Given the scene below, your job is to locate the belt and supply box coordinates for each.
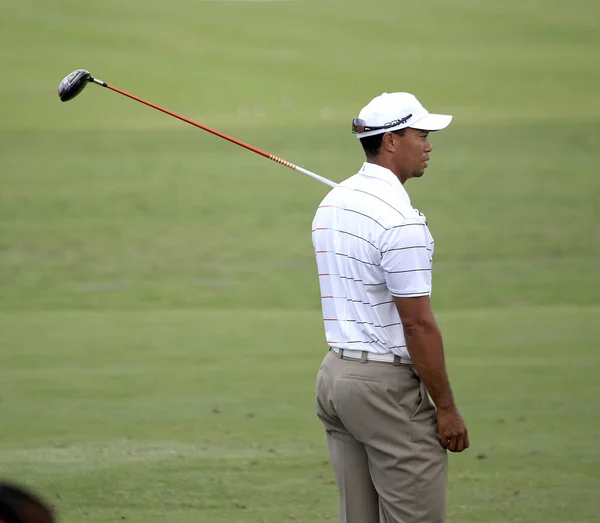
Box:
[330,346,412,365]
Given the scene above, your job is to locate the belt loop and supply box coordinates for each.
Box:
[333,348,342,359]
[393,355,402,366]
[360,351,368,364]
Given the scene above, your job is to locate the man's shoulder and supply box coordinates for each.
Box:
[331,175,422,227]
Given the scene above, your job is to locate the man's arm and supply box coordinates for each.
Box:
[379,219,469,452]
[394,295,470,453]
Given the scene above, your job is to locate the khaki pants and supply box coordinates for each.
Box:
[316,350,447,523]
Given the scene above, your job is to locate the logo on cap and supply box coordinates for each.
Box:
[384,114,412,127]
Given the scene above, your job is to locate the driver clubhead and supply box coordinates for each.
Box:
[58,69,91,102]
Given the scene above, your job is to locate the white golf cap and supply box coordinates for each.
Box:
[353,92,453,138]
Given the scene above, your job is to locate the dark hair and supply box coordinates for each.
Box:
[0,483,54,523]
[359,129,406,158]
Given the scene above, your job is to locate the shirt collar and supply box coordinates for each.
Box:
[357,162,411,205]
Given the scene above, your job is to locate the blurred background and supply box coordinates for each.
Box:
[1,0,599,522]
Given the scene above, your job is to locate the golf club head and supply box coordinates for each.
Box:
[58,69,91,102]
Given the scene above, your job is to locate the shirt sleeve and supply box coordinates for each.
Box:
[379,221,432,297]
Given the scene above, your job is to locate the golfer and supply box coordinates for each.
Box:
[312,92,469,523]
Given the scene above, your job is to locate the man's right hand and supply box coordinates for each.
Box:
[392,295,470,453]
[436,406,470,453]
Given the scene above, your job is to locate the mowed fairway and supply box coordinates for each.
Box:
[1,1,599,522]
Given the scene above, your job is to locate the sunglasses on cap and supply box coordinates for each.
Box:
[351,114,413,134]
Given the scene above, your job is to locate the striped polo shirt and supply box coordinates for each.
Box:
[312,162,435,361]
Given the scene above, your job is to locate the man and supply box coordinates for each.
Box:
[312,92,469,523]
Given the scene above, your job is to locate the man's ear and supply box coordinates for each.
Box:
[381,131,397,153]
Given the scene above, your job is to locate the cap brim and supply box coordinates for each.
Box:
[410,113,452,131]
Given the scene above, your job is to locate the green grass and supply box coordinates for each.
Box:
[1,0,600,521]
[1,307,599,522]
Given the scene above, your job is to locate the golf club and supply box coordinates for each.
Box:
[58,69,338,188]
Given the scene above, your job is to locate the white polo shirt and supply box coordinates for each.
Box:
[312,162,435,361]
